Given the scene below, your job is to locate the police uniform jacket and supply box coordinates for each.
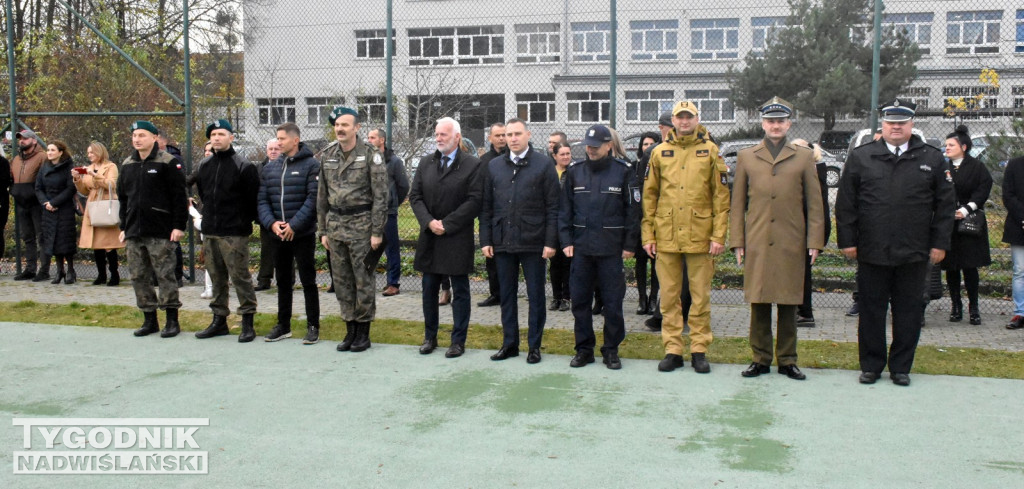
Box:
[1003,157,1024,246]
[558,155,640,256]
[940,154,992,270]
[316,138,389,242]
[117,144,188,240]
[641,125,730,253]
[835,136,955,266]
[257,143,320,238]
[195,146,259,237]
[480,144,560,254]
[729,140,825,304]
[408,148,483,276]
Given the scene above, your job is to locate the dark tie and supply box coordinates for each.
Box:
[440,156,450,172]
[513,156,521,164]
[894,147,901,158]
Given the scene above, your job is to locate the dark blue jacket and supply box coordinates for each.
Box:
[384,147,410,215]
[257,143,320,238]
[559,156,640,256]
[480,144,560,253]
[195,146,259,237]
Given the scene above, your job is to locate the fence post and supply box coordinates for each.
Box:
[609,0,617,129]
[6,0,22,274]
[868,0,884,132]
[386,0,394,144]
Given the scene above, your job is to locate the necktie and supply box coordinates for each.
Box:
[440,156,450,172]
[513,156,521,164]
[894,147,901,158]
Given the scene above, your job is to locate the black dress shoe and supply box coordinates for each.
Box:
[658,354,683,372]
[569,351,595,368]
[741,362,770,378]
[645,317,662,331]
[527,348,541,364]
[490,345,519,361]
[1007,315,1024,330]
[778,364,807,380]
[691,353,710,373]
[859,371,880,384]
[890,373,911,386]
[558,301,570,312]
[796,315,816,327]
[845,302,859,317]
[419,338,437,355]
[254,282,271,291]
[444,343,465,358]
[603,351,621,370]
[549,299,561,311]
[13,270,36,281]
[477,295,500,307]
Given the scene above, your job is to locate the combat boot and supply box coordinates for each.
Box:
[336,322,357,351]
[238,314,256,343]
[350,322,372,352]
[133,311,160,337]
[195,315,229,339]
[160,308,181,338]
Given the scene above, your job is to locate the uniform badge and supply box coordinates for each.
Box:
[661,150,674,157]
[373,153,383,165]
[644,164,651,180]
[696,149,709,157]
[608,186,621,192]
[356,156,366,162]
[631,186,641,203]
[944,169,953,182]
[720,172,728,186]
[919,165,930,172]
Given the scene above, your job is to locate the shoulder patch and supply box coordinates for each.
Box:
[661,150,674,157]
[720,172,728,186]
[373,153,383,165]
[631,186,641,203]
[696,149,710,157]
[944,169,953,182]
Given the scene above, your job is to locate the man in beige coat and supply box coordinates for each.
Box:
[730,97,824,380]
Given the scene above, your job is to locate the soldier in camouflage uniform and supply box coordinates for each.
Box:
[116,121,189,338]
[318,107,389,352]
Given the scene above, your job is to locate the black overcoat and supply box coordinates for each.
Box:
[1002,157,1024,246]
[408,148,483,275]
[942,155,992,269]
[35,158,78,256]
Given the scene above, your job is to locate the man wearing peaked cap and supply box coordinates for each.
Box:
[117,120,189,338]
[836,97,955,387]
[730,96,824,381]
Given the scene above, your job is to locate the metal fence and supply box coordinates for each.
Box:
[4,0,1024,314]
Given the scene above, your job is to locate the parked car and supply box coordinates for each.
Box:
[718,139,844,189]
[569,132,644,164]
[818,130,855,163]
[844,127,928,162]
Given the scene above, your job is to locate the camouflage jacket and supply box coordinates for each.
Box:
[316,137,388,241]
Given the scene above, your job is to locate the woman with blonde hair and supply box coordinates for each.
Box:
[73,141,125,285]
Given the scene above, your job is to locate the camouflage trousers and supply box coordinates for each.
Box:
[204,235,257,317]
[328,236,376,322]
[126,237,181,312]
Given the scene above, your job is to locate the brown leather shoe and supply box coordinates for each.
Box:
[382,285,400,296]
[438,289,452,305]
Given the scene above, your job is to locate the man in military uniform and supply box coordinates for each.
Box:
[318,107,389,353]
[836,99,955,386]
[559,124,640,370]
[642,101,730,374]
[193,119,261,343]
[730,97,824,381]
[116,121,188,338]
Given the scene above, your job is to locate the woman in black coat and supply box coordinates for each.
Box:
[35,140,79,284]
[941,126,992,325]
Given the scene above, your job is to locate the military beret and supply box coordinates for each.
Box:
[759,96,793,119]
[879,98,916,122]
[131,120,159,136]
[328,106,359,126]
[206,118,234,138]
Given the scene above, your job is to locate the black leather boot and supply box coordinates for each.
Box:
[65,256,76,284]
[350,322,371,352]
[161,308,181,338]
[195,315,229,339]
[949,299,963,322]
[238,314,256,343]
[92,250,107,285]
[50,257,66,284]
[336,322,357,351]
[106,250,120,286]
[636,293,648,316]
[133,311,160,337]
[969,302,981,325]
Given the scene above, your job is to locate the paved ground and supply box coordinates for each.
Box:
[2,273,1023,352]
[1,322,1023,488]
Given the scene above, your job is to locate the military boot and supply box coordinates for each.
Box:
[336,322,357,351]
[238,314,256,343]
[195,315,229,339]
[160,308,181,338]
[133,311,160,337]
[350,322,372,352]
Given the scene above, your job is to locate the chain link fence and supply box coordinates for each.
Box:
[4,0,1024,314]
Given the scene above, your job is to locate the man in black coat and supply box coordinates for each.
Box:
[408,117,484,358]
[836,99,955,386]
[475,122,508,307]
[1002,156,1024,330]
[481,118,560,365]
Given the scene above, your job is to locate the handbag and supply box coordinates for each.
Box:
[86,182,121,227]
[956,210,985,237]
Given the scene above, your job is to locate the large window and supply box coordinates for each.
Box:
[625,90,674,122]
[257,98,296,126]
[1013,86,1024,109]
[946,11,1002,55]
[571,22,611,62]
[1017,10,1024,53]
[357,96,388,123]
[567,91,610,122]
[515,23,560,63]
[885,13,932,55]
[306,97,345,126]
[751,17,787,56]
[684,90,734,122]
[899,87,930,110]
[690,18,739,59]
[630,20,678,60]
[516,93,556,123]
[355,29,395,59]
[408,25,504,66]
[943,86,999,119]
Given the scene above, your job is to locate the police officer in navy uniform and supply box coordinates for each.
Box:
[559,125,641,369]
[836,98,955,386]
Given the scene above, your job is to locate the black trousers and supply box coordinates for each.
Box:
[799,254,814,317]
[549,249,571,301]
[422,273,470,345]
[857,260,928,375]
[275,234,320,327]
[256,226,277,285]
[570,254,626,355]
[484,256,499,297]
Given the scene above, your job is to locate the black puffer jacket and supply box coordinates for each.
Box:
[257,143,320,238]
[117,145,188,240]
[480,144,560,253]
[195,146,259,237]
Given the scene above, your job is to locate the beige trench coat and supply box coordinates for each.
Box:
[75,161,125,250]
[729,142,824,304]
